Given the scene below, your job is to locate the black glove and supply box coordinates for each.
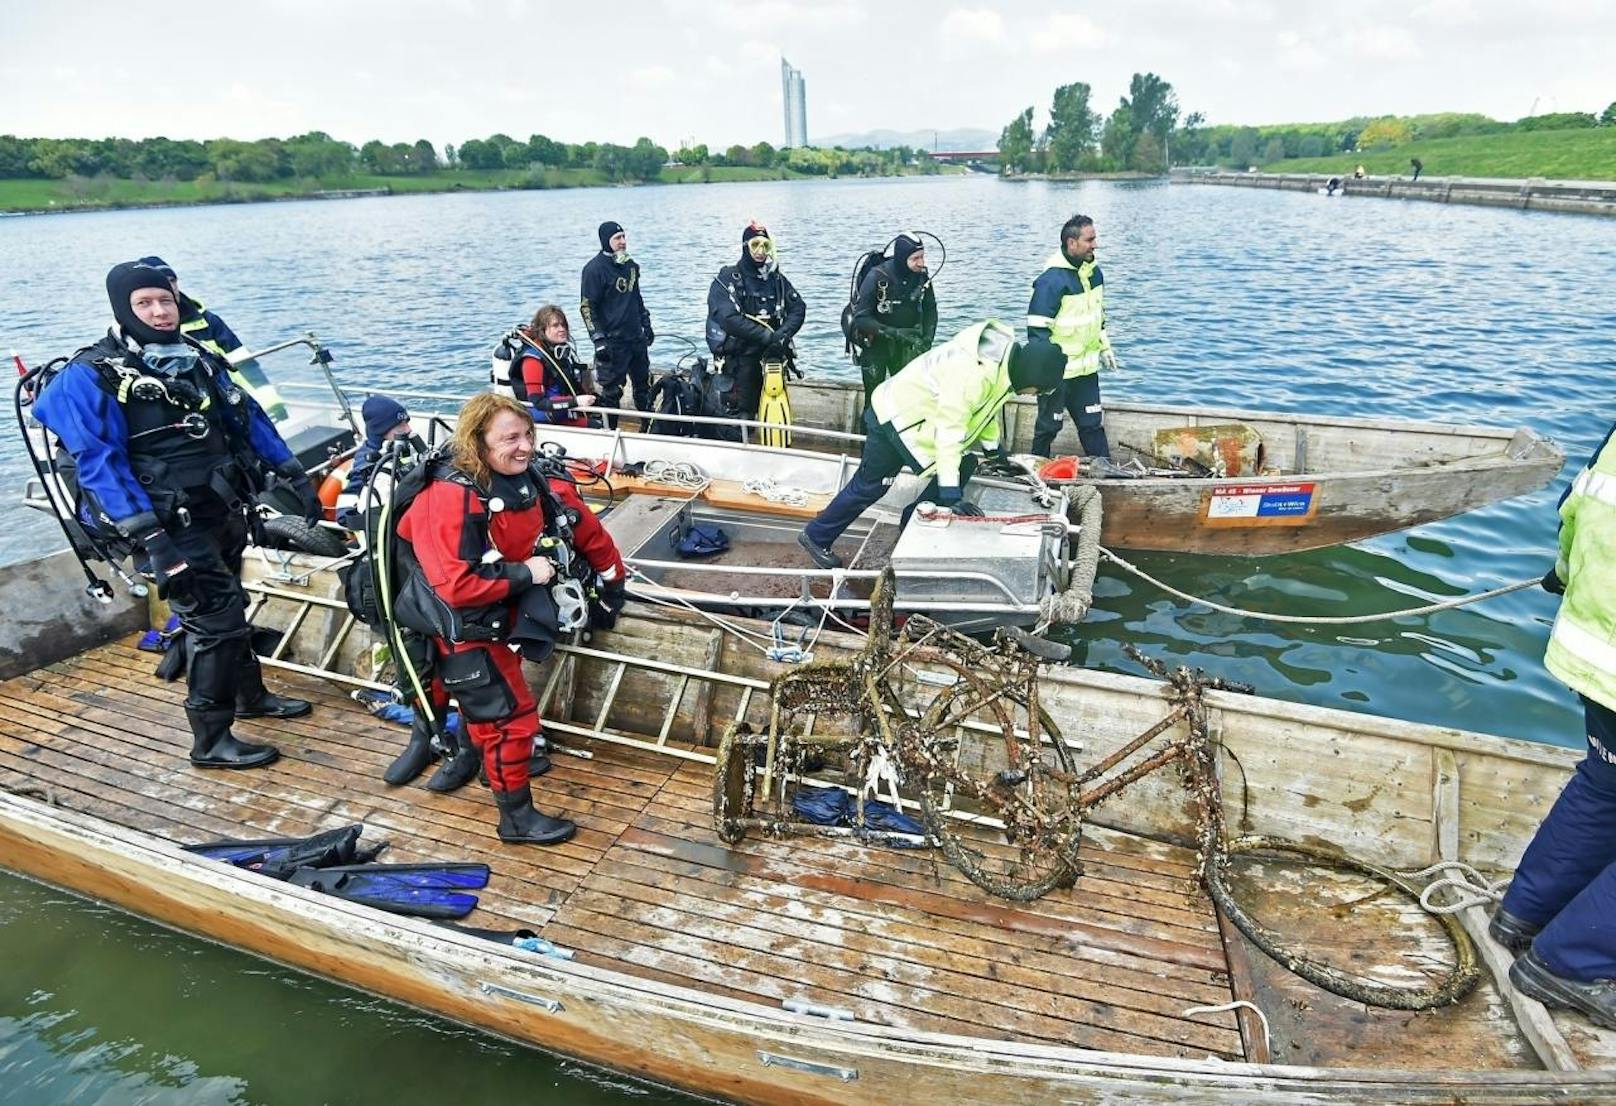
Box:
[1542,566,1567,596]
[589,577,627,631]
[950,499,985,517]
[140,528,192,601]
[591,336,611,368]
[291,475,322,526]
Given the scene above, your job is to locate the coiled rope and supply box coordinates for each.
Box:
[1100,547,1540,625]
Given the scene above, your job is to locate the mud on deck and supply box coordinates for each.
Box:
[6,637,1577,1072]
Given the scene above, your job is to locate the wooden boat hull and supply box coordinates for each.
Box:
[783,381,1565,556]
[1,548,1612,1101]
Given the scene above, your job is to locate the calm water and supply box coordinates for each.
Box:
[1,177,1613,1102]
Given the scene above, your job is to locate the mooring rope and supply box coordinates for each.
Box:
[1400,860,1511,915]
[1100,547,1540,625]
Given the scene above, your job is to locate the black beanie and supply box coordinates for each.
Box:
[1008,341,1066,394]
[741,220,769,245]
[361,394,410,443]
[598,221,624,251]
[891,232,923,269]
[106,261,179,347]
[136,255,177,282]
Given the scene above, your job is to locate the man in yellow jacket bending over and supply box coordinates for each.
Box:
[797,320,1065,569]
[1491,421,1616,1028]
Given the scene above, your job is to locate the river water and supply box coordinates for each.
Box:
[1,176,1613,1103]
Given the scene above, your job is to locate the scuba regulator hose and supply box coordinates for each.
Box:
[366,443,441,733]
[12,363,148,604]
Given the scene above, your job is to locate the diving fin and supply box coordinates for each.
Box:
[286,862,491,919]
[186,824,384,879]
[756,360,793,448]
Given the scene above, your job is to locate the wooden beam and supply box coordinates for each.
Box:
[1432,748,1579,1071]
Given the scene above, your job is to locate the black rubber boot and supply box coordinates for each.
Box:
[235,653,313,719]
[1489,906,1542,954]
[383,714,438,786]
[187,708,279,769]
[494,785,576,845]
[425,724,480,793]
[1510,948,1616,1029]
[797,531,843,570]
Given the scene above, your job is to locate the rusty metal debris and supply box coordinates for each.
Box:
[712,572,1480,1008]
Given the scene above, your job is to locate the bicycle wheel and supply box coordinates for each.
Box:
[906,654,1084,901]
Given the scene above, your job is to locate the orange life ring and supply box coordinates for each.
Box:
[318,462,350,522]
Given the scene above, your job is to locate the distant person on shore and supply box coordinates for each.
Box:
[1353,164,1366,179]
[580,221,653,426]
[705,220,805,422]
[136,256,290,422]
[797,321,1064,570]
[1410,157,1423,181]
[1489,420,1616,1029]
[1028,214,1117,460]
[1326,177,1342,196]
[848,232,938,398]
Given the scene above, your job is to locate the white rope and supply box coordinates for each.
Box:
[1182,1000,1272,1057]
[625,566,777,655]
[642,460,708,489]
[1400,861,1510,915]
[1100,547,1540,625]
[742,477,810,507]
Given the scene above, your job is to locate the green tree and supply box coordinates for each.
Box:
[750,140,777,167]
[1044,82,1099,171]
[1100,103,1136,169]
[1516,111,1598,131]
[630,137,667,180]
[456,138,500,169]
[284,132,355,177]
[1358,117,1413,148]
[1228,127,1259,168]
[526,134,564,166]
[1262,137,1286,163]
[1297,134,1326,158]
[677,142,708,165]
[998,106,1036,173]
[0,135,33,177]
[412,140,438,172]
[1603,102,1616,126]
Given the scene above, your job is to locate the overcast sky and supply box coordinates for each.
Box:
[4,0,1611,151]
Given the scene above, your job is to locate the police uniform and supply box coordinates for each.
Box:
[1027,245,1113,459]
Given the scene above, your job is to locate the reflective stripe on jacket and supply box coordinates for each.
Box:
[867,320,1015,492]
[1026,250,1110,379]
[1545,425,1616,711]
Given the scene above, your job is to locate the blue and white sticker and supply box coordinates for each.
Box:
[1204,482,1317,526]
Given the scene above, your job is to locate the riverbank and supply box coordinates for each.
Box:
[1174,168,1616,216]
[1262,125,1616,182]
[0,163,957,216]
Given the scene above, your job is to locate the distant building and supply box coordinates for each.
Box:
[781,58,808,148]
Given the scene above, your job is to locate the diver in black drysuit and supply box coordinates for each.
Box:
[33,262,319,769]
[849,232,937,396]
[705,221,805,421]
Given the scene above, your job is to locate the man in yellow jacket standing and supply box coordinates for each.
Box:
[1027,214,1117,459]
[1491,422,1616,1027]
[797,320,1064,569]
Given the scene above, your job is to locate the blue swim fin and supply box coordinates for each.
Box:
[286,862,490,919]
[186,824,382,878]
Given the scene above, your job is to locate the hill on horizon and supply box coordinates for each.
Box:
[812,127,998,152]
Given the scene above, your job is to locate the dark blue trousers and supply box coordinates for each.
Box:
[1031,372,1109,458]
[1500,696,1616,980]
[803,410,975,550]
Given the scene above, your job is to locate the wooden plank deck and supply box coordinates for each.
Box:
[0,637,1250,1060]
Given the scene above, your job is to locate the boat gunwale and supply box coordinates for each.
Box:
[3,787,1612,1097]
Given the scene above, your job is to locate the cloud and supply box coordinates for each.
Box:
[1344,26,1422,61]
[664,0,865,30]
[1410,0,1476,23]
[1274,30,1327,71]
[630,64,677,88]
[938,8,1007,44]
[1030,13,1108,52]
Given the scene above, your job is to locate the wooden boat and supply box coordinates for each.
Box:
[777,378,1565,556]
[2,545,1614,1103]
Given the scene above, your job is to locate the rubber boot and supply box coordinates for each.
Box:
[425,722,480,793]
[476,748,550,789]
[383,713,438,786]
[235,652,313,720]
[187,707,279,770]
[494,785,576,845]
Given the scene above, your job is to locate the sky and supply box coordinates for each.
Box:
[3,0,1611,151]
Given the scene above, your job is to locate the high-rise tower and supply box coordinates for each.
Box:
[780,58,808,148]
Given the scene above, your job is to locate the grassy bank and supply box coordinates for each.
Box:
[0,163,956,214]
[1266,126,1616,180]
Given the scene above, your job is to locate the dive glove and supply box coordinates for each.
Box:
[293,476,323,526]
[950,500,985,518]
[1542,566,1567,596]
[589,577,627,631]
[140,529,192,601]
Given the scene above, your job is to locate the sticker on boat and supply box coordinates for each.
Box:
[1201,482,1318,526]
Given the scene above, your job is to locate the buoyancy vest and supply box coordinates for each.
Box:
[1545,428,1616,712]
